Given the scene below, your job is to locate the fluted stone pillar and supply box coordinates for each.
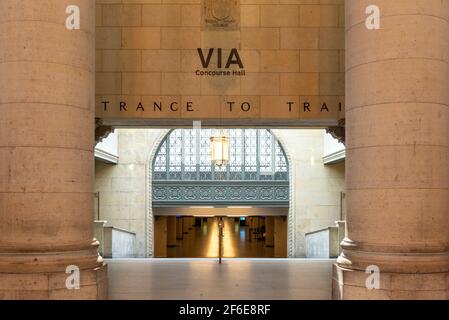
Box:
[334,0,449,299]
[0,0,107,299]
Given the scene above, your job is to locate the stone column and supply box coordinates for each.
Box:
[182,217,190,234]
[167,216,177,247]
[154,216,168,258]
[0,0,107,299]
[334,0,449,299]
[274,217,287,258]
[176,217,183,239]
[265,217,274,247]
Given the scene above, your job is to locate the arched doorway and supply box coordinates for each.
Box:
[146,128,294,258]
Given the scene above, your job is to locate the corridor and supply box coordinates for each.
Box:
[167,218,275,258]
[106,259,335,300]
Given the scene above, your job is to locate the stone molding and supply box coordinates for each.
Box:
[95,118,114,145]
[145,129,296,258]
[326,119,346,145]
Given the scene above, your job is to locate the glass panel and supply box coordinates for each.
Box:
[229,129,243,180]
[244,129,257,180]
[183,129,197,180]
[154,140,167,180]
[168,130,182,180]
[153,128,288,182]
[274,142,288,180]
[259,129,273,180]
[199,129,213,180]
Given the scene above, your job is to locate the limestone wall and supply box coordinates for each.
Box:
[95,0,345,125]
[95,128,345,257]
[273,129,345,256]
[95,129,165,256]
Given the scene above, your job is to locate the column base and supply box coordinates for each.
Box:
[333,264,449,300]
[0,264,108,300]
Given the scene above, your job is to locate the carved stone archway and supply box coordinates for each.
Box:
[143,128,298,258]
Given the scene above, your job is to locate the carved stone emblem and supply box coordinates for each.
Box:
[202,0,240,30]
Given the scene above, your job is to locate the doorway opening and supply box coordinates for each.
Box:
[151,128,291,259]
[154,215,288,258]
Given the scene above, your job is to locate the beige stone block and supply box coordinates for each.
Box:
[0,148,93,193]
[0,193,94,247]
[181,50,204,72]
[299,50,319,72]
[320,5,340,27]
[300,50,340,72]
[96,73,122,95]
[0,273,49,291]
[102,4,142,26]
[142,50,181,72]
[347,147,449,190]
[181,5,201,27]
[0,21,94,71]
[345,0,449,28]
[302,95,341,119]
[239,50,260,72]
[346,59,449,110]
[97,0,121,4]
[241,5,260,27]
[320,73,344,95]
[96,95,146,119]
[260,5,300,27]
[320,50,340,72]
[102,50,141,72]
[96,4,103,27]
[180,96,221,119]
[136,95,182,119]
[346,103,449,148]
[96,27,122,49]
[0,104,92,149]
[241,28,279,50]
[161,27,200,49]
[162,73,201,95]
[200,77,241,96]
[346,15,449,70]
[299,95,336,120]
[339,50,345,73]
[300,5,321,27]
[320,28,344,50]
[0,0,95,29]
[345,189,449,251]
[300,5,340,27]
[122,73,161,95]
[280,73,319,95]
[122,27,161,49]
[261,50,299,72]
[260,96,300,119]
[338,94,345,118]
[142,4,181,26]
[96,50,103,72]
[280,28,319,50]
[201,31,241,49]
[241,73,279,95]
[221,96,261,119]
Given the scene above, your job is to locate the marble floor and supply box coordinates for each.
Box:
[106,258,335,300]
[167,218,275,258]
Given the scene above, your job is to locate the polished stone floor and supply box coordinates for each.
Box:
[106,259,335,300]
[167,218,275,258]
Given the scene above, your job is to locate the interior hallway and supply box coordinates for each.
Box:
[106,259,334,300]
[167,218,275,258]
